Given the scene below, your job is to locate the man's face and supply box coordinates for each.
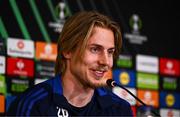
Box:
[68,27,115,88]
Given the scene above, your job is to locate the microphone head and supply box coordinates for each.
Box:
[106,79,115,87]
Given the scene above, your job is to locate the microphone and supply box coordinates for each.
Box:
[106,79,160,116]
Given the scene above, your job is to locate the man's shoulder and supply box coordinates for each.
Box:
[97,87,129,105]
[7,78,56,116]
[107,88,130,105]
[95,88,133,116]
[23,78,55,96]
[13,79,53,104]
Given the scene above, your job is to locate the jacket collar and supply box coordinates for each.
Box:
[96,88,113,109]
[48,75,113,109]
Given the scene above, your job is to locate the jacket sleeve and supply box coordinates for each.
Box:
[6,97,19,116]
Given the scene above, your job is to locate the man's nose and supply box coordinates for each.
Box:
[98,52,110,66]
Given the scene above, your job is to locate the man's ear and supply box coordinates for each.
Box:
[62,51,72,59]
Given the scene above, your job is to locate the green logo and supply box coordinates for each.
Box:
[11,79,29,93]
[116,55,132,68]
[163,77,177,90]
[137,72,159,90]
[0,75,6,95]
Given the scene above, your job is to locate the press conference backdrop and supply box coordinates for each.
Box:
[0,0,180,116]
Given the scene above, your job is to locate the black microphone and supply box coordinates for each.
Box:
[106,79,160,116]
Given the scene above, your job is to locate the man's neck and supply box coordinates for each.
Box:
[61,75,94,107]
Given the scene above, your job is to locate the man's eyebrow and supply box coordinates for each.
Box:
[88,44,102,47]
[108,48,115,50]
[88,44,115,50]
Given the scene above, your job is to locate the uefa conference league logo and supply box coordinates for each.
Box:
[130,14,142,35]
[124,14,148,45]
[49,2,71,33]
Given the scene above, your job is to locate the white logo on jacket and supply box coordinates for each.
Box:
[57,106,69,117]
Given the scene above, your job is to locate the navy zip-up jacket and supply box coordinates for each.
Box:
[7,75,133,116]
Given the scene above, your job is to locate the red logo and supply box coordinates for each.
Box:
[16,60,25,70]
[160,58,180,76]
[17,40,24,49]
[131,106,136,117]
[7,57,34,78]
[167,110,173,117]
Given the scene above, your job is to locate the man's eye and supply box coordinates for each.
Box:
[90,47,100,53]
[108,50,115,55]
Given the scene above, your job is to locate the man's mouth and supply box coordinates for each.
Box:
[90,68,107,79]
[90,66,109,79]
[94,70,105,78]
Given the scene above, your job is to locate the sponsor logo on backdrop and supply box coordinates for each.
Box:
[120,72,130,85]
[49,2,71,33]
[113,69,136,87]
[137,72,159,90]
[160,91,180,109]
[166,94,175,107]
[7,38,34,58]
[17,60,25,70]
[131,106,136,117]
[36,60,55,78]
[160,108,180,117]
[124,14,148,44]
[160,58,180,76]
[136,54,158,73]
[0,75,6,95]
[113,87,136,105]
[137,90,159,107]
[0,38,5,55]
[0,95,5,113]
[116,55,133,68]
[0,56,5,74]
[36,41,57,61]
[10,78,29,93]
[7,57,34,77]
[163,77,177,90]
[17,40,24,49]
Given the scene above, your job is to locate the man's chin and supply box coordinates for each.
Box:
[88,81,107,88]
[87,76,108,88]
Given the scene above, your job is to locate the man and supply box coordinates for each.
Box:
[7,11,133,116]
